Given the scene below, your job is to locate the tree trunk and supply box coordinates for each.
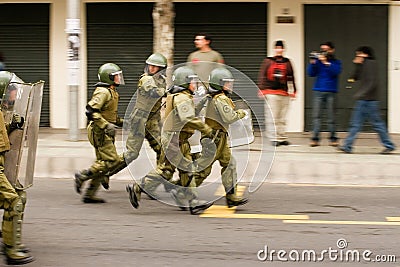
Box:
[153,0,175,67]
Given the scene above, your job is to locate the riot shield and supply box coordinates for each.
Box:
[2,80,44,189]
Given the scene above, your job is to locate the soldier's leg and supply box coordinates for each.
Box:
[145,115,162,164]
[0,165,34,264]
[81,136,119,203]
[219,138,248,208]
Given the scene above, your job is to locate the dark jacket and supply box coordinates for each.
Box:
[351,58,379,101]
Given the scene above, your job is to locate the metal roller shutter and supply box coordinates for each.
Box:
[86,2,153,118]
[304,4,388,132]
[175,2,268,130]
[0,3,50,126]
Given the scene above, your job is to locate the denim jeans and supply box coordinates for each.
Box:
[342,100,395,152]
[311,91,337,142]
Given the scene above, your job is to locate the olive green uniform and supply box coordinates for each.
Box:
[107,73,165,177]
[139,90,213,202]
[0,111,33,263]
[81,85,123,199]
[196,92,246,204]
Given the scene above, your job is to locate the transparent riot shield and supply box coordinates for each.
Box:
[2,80,44,189]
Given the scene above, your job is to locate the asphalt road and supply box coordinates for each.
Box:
[3,178,399,267]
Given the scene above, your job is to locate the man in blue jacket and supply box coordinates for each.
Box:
[307,41,342,147]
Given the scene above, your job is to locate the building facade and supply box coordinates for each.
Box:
[0,0,399,133]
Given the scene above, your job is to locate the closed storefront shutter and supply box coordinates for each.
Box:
[0,4,50,126]
[304,4,388,132]
[175,2,268,129]
[86,2,153,118]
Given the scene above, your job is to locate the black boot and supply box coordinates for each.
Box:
[189,199,214,215]
[126,183,141,209]
[101,176,110,190]
[4,245,34,265]
[226,194,249,208]
[82,196,106,203]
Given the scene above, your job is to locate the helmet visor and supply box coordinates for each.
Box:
[188,74,199,92]
[111,70,125,85]
[221,78,234,92]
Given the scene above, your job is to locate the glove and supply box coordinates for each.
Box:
[11,113,24,129]
[242,110,249,120]
[196,85,206,96]
[104,123,116,137]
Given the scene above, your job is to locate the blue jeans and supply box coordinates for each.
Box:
[343,100,395,151]
[311,91,337,141]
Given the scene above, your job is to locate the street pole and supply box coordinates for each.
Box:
[66,0,80,141]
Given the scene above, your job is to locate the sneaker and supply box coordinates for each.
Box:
[279,141,291,146]
[381,147,395,155]
[82,196,106,203]
[337,146,352,154]
[310,141,320,147]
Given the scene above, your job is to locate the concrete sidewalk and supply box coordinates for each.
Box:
[35,128,400,186]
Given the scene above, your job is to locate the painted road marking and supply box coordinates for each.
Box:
[283,220,400,226]
[200,205,309,220]
[386,217,400,222]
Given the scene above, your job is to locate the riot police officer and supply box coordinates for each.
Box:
[0,71,34,265]
[74,63,125,203]
[104,53,167,191]
[195,67,249,207]
[126,66,215,215]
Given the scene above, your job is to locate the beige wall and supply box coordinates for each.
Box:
[389,3,400,133]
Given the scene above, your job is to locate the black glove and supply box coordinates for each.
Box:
[11,114,24,129]
[104,123,116,137]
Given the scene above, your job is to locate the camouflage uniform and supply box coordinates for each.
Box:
[127,66,215,215]
[75,63,124,203]
[196,67,249,207]
[0,71,34,265]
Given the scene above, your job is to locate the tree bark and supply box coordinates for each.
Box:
[153,0,175,67]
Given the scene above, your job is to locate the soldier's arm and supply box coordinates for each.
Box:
[175,95,212,136]
[140,76,166,98]
[214,95,246,125]
[86,87,111,129]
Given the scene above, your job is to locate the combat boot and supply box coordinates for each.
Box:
[226,194,249,208]
[2,243,30,254]
[101,176,110,190]
[126,183,141,209]
[188,199,214,215]
[170,189,188,211]
[74,169,95,194]
[4,245,34,265]
[82,179,105,203]
[82,196,106,203]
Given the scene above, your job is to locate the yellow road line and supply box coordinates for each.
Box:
[386,217,400,222]
[287,183,400,188]
[201,213,309,219]
[283,219,400,226]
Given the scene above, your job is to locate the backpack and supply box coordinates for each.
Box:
[266,57,289,89]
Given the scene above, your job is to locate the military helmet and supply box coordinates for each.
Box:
[209,67,234,92]
[172,66,198,90]
[98,63,125,85]
[146,53,167,68]
[0,71,13,96]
